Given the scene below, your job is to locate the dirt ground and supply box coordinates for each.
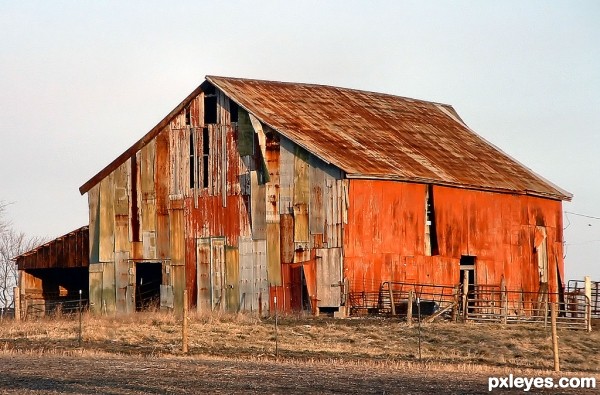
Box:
[0,314,598,394]
[0,352,596,395]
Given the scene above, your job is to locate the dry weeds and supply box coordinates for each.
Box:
[1,313,599,394]
[0,311,598,374]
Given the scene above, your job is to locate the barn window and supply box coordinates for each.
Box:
[202,127,210,188]
[204,95,217,124]
[185,106,191,126]
[229,100,239,123]
[425,184,439,255]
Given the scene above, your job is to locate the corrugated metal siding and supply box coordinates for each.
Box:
[344,179,564,295]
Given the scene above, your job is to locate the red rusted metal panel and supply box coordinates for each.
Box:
[344,179,565,297]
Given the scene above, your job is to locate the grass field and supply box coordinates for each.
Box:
[0,312,598,373]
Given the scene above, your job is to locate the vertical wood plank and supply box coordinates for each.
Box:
[99,173,115,264]
[155,130,171,259]
[225,246,240,312]
[88,185,100,264]
[196,238,211,311]
[251,171,266,239]
[169,200,185,312]
[279,137,294,215]
[267,223,282,286]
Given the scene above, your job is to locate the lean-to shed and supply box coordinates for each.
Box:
[14,226,89,316]
[79,76,572,315]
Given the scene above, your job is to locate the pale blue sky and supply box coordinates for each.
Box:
[1,1,598,280]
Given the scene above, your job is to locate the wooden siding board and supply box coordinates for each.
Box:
[155,129,171,260]
[196,238,211,311]
[169,203,185,312]
[316,248,342,308]
[309,155,325,235]
[225,246,240,312]
[253,239,269,315]
[238,237,253,311]
[211,238,226,310]
[279,137,295,215]
[98,174,115,263]
[88,185,100,264]
[101,261,116,314]
[280,214,295,264]
[88,263,103,314]
[265,131,280,223]
[267,223,282,286]
[115,251,130,313]
[250,171,266,239]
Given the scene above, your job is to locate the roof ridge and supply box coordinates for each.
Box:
[206,75,453,108]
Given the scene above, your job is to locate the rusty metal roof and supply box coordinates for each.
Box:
[208,76,571,201]
[80,76,571,201]
[14,226,89,270]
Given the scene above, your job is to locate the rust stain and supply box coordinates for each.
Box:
[344,179,564,296]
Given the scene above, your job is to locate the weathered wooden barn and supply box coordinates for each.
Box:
[14,226,89,316]
[77,76,572,315]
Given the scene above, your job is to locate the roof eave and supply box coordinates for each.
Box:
[345,173,572,202]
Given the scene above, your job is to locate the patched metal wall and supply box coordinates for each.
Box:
[344,179,565,296]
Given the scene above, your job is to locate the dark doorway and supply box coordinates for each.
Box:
[290,266,311,312]
[135,262,162,311]
[459,255,476,314]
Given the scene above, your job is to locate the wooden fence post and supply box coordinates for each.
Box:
[584,276,592,332]
[500,279,507,325]
[451,286,459,322]
[551,302,560,372]
[182,290,189,354]
[388,283,396,316]
[462,271,469,321]
[13,287,20,322]
[407,290,414,326]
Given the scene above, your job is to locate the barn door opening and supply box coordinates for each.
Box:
[459,255,476,315]
[135,262,162,311]
[290,265,311,312]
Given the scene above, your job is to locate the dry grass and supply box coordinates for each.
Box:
[0,311,598,374]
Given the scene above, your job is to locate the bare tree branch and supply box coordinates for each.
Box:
[0,202,46,308]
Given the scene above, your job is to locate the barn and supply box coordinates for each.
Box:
[73,76,571,316]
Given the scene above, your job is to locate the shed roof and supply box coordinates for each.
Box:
[80,76,571,201]
[14,226,89,270]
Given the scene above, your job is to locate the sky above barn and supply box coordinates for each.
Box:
[1,1,598,280]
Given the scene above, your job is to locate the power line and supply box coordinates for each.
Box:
[564,211,600,220]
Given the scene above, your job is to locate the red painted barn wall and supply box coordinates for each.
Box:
[344,180,564,294]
